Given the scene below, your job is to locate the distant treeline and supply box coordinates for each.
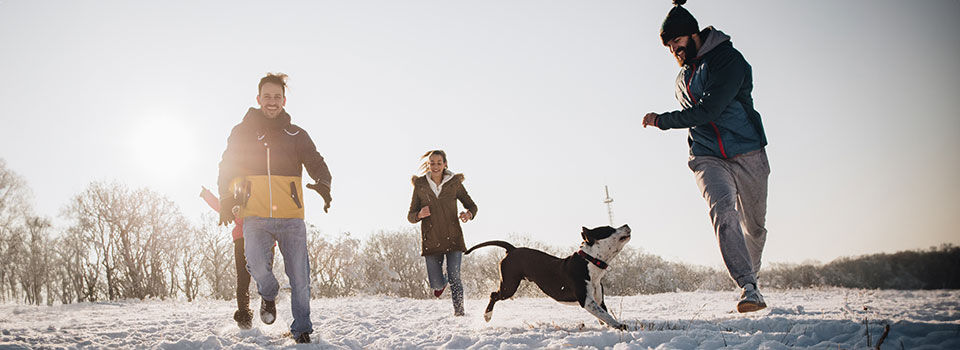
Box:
[762,245,960,290]
[1,159,958,306]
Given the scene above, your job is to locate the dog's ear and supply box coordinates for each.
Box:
[581,227,595,246]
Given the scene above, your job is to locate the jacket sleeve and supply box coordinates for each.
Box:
[296,128,332,188]
[457,184,478,220]
[200,187,220,212]
[407,183,422,224]
[658,49,747,130]
[217,124,244,199]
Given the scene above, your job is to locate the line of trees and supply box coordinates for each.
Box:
[761,245,960,290]
[1,159,958,306]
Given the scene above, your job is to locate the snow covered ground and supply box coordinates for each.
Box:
[1,288,958,349]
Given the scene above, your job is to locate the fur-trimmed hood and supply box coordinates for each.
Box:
[411,170,465,186]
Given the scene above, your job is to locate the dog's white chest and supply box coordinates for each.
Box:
[588,280,604,304]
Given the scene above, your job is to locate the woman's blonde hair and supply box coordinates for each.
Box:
[418,150,447,175]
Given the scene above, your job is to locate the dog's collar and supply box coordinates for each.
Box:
[577,250,608,269]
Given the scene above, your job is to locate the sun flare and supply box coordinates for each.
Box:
[128,116,196,182]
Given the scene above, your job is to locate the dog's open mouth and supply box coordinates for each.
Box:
[619,234,631,241]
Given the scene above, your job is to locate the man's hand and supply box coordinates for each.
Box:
[218,197,236,226]
[459,211,472,223]
[306,182,332,213]
[642,112,659,128]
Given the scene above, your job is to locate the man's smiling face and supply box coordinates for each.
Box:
[257,82,285,119]
[667,34,698,67]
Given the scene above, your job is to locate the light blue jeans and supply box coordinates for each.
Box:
[244,217,312,336]
[425,251,464,314]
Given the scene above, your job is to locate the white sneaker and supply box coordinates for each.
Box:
[737,283,767,313]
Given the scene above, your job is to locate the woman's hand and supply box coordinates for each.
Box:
[418,206,431,219]
[459,211,473,223]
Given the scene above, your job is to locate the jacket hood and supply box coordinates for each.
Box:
[241,107,292,131]
[411,171,464,185]
[696,26,731,59]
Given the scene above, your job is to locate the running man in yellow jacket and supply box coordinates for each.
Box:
[217,73,331,344]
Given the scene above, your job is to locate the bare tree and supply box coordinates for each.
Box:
[307,227,362,298]
[54,226,101,302]
[2,226,25,301]
[64,182,122,300]
[63,182,189,301]
[175,225,203,302]
[362,229,427,298]
[19,217,52,305]
[198,212,235,300]
[139,193,187,300]
[0,159,33,302]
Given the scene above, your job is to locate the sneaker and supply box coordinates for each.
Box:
[434,286,445,298]
[260,299,277,325]
[737,283,767,313]
[294,332,311,344]
[233,309,253,329]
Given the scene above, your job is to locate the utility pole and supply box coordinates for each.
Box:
[603,185,614,226]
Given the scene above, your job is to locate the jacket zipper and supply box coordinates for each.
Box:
[685,64,728,159]
[265,142,273,218]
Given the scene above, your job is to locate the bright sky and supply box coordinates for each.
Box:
[1,0,958,268]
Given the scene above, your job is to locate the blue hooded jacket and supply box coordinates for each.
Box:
[657,27,767,158]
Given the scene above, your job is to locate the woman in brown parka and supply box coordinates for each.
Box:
[407,150,477,316]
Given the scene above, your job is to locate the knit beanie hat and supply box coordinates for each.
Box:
[660,0,699,45]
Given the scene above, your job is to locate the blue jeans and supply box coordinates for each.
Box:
[425,251,464,313]
[244,217,312,336]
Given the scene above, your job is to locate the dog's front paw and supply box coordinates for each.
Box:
[483,311,492,322]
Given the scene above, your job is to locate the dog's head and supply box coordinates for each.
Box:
[581,224,631,259]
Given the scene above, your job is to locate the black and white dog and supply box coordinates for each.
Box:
[465,224,631,330]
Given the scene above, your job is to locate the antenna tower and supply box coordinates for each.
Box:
[603,185,614,226]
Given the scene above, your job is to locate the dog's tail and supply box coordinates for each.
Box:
[465,240,516,255]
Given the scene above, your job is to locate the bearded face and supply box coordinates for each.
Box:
[667,35,699,67]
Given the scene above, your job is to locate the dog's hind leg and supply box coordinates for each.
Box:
[484,292,499,322]
[484,266,522,322]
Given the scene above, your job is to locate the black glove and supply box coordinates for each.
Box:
[218,197,236,226]
[305,182,332,213]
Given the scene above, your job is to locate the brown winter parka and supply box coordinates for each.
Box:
[407,172,478,256]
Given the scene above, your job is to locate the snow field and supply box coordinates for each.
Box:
[1,288,958,349]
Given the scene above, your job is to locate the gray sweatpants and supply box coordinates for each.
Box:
[688,148,769,288]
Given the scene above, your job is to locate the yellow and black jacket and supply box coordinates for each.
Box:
[218,108,331,219]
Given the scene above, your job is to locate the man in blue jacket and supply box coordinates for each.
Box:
[642,0,769,313]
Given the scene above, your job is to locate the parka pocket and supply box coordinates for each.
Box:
[289,182,302,209]
[240,181,252,208]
